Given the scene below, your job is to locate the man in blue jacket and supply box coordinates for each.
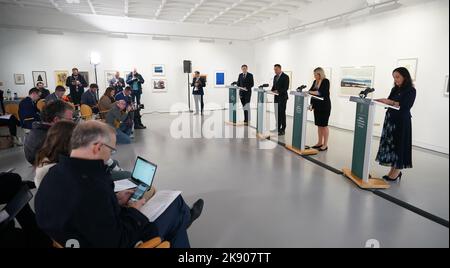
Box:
[126,68,145,106]
[18,88,41,130]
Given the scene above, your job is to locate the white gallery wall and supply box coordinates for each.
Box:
[0,0,448,153]
[0,30,253,113]
[253,0,449,153]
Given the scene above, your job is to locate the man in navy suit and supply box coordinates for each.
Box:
[18,88,41,130]
[237,65,254,125]
[271,64,290,136]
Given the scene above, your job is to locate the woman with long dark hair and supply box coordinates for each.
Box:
[376,67,417,181]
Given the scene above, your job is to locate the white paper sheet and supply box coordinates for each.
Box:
[114,179,136,192]
[0,114,12,120]
[139,190,182,222]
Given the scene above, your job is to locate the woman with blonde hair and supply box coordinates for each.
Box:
[308,67,332,151]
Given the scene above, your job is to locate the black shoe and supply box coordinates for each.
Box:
[385,172,403,182]
[134,125,145,130]
[319,147,328,152]
[187,199,204,229]
[312,145,323,149]
[278,131,285,136]
[305,146,311,150]
[139,124,147,129]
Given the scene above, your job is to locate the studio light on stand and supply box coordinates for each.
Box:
[90,52,101,99]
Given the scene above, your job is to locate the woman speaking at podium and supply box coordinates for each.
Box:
[308,67,331,152]
[376,67,417,182]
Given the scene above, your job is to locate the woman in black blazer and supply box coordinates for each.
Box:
[308,67,332,152]
[375,67,416,182]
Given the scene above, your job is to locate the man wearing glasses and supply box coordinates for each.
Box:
[35,121,202,248]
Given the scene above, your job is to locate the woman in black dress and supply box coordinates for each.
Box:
[376,67,416,181]
[308,67,332,152]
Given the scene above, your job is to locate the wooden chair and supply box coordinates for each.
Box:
[36,99,46,112]
[80,104,94,120]
[4,104,19,120]
[52,237,170,248]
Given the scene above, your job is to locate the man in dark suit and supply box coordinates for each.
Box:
[66,68,88,106]
[109,72,125,94]
[18,88,41,130]
[192,71,206,115]
[271,64,290,136]
[237,65,254,125]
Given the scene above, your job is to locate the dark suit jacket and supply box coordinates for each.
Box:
[272,72,290,100]
[35,156,158,248]
[309,79,331,111]
[237,73,254,97]
[66,75,88,96]
[192,77,206,96]
[18,97,40,129]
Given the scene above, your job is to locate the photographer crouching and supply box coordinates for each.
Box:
[115,86,147,130]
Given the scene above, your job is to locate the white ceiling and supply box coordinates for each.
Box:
[0,0,317,26]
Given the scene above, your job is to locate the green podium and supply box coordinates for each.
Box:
[225,85,247,126]
[286,91,323,156]
[254,86,278,140]
[343,96,399,189]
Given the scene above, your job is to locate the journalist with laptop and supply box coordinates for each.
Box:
[35,121,204,248]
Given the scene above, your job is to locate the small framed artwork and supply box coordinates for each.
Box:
[215,71,226,87]
[152,65,165,76]
[445,75,449,97]
[104,71,116,89]
[14,74,25,85]
[54,70,69,87]
[32,71,47,87]
[285,71,293,90]
[0,81,4,87]
[79,71,90,85]
[340,66,376,96]
[397,58,418,81]
[152,79,167,93]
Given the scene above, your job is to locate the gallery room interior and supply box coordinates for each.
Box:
[0,0,448,249]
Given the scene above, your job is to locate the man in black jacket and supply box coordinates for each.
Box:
[237,65,254,125]
[35,121,202,248]
[66,68,88,106]
[271,64,290,136]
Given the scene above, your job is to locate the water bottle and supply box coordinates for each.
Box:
[6,89,11,100]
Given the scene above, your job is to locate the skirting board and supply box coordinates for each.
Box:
[342,168,390,189]
[286,145,319,156]
[225,121,247,127]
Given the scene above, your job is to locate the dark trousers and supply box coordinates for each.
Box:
[240,92,252,123]
[132,91,142,106]
[274,96,287,132]
[70,90,83,105]
[0,173,51,248]
[153,195,191,248]
[0,115,20,136]
[134,109,144,127]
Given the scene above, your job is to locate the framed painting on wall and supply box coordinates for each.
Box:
[152,79,167,93]
[54,71,69,87]
[14,74,25,85]
[340,66,375,96]
[397,58,418,81]
[104,71,116,89]
[32,71,47,87]
[285,71,293,90]
[445,75,449,97]
[152,65,165,76]
[215,71,226,87]
[79,71,90,85]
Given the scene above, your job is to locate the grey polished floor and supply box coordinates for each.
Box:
[0,112,448,248]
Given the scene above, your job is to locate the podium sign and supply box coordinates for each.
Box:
[292,94,306,150]
[257,89,265,135]
[343,96,390,189]
[351,98,374,180]
[229,87,237,124]
[285,91,320,156]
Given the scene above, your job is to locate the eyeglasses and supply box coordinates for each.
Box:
[101,143,117,155]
